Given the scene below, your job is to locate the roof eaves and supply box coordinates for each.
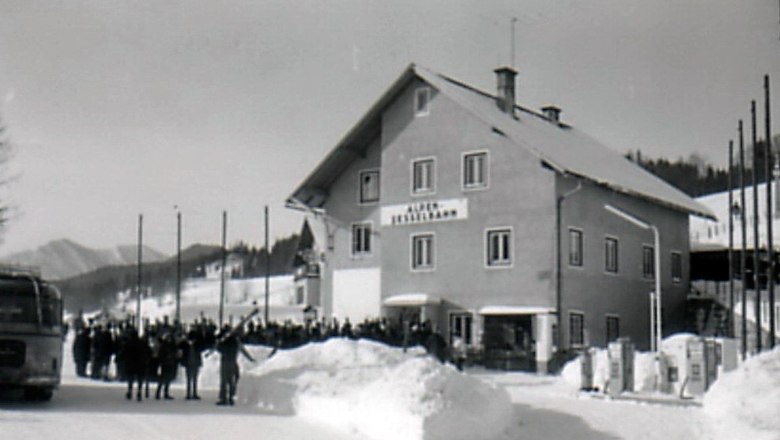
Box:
[287,64,419,208]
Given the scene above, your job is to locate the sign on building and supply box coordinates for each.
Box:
[381,198,468,226]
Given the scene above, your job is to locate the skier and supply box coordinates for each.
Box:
[216,325,255,406]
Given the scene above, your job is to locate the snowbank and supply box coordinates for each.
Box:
[703,347,780,440]
[559,346,657,393]
[229,339,516,440]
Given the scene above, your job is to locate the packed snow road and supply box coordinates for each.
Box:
[0,380,365,440]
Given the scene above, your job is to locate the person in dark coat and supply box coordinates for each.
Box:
[179,330,204,400]
[73,326,91,377]
[122,327,150,401]
[216,325,255,406]
[155,332,179,400]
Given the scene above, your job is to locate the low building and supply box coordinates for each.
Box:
[287,64,713,371]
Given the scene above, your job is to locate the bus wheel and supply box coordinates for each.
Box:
[24,387,53,402]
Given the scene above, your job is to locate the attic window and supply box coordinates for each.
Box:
[414,87,430,117]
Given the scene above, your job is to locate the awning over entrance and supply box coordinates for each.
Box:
[478,306,555,315]
[383,293,440,307]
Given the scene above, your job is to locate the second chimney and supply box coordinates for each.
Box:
[494,66,517,116]
[541,106,561,123]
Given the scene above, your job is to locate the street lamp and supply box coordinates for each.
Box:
[604,204,662,354]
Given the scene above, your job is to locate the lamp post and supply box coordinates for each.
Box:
[605,204,662,354]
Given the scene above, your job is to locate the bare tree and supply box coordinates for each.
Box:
[0,113,14,235]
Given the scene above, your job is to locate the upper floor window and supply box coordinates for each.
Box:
[569,228,583,267]
[411,233,434,271]
[414,86,430,117]
[605,237,618,273]
[351,222,372,256]
[671,251,682,282]
[642,245,655,279]
[463,151,488,189]
[486,228,512,267]
[412,158,435,194]
[359,170,380,204]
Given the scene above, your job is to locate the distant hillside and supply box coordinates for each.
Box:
[0,239,168,280]
[55,235,301,314]
[626,134,780,197]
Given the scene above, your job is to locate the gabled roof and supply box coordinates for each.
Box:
[287,64,714,220]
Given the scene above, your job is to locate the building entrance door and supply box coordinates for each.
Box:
[482,315,536,371]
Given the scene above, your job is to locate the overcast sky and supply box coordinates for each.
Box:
[0,0,778,256]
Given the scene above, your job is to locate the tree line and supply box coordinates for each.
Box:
[626,134,780,197]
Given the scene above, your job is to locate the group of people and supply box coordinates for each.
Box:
[71,313,255,405]
[70,311,462,406]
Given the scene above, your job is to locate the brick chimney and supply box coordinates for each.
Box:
[541,106,561,123]
[494,66,517,115]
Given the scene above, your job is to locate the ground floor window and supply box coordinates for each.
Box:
[449,312,472,345]
[569,312,584,347]
[606,315,620,343]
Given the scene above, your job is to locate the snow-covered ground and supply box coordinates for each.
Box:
[3,276,779,440]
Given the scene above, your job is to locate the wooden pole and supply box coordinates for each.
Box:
[265,205,270,325]
[175,210,182,325]
[136,214,143,330]
[740,120,748,359]
[766,74,776,349]
[219,210,227,328]
[752,100,762,353]
[729,140,735,337]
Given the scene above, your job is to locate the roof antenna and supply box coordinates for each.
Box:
[510,17,518,68]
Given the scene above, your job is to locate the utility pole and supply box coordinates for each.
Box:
[175,210,182,325]
[136,214,143,329]
[219,210,227,328]
[752,100,762,353]
[766,74,776,349]
[729,140,735,338]
[740,120,748,360]
[510,17,518,69]
[265,205,270,325]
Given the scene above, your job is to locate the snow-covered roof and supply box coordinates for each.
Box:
[478,305,555,315]
[288,63,713,220]
[383,293,440,307]
[690,180,780,251]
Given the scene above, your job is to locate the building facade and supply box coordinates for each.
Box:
[287,64,713,371]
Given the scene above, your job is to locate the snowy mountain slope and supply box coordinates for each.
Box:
[0,238,168,280]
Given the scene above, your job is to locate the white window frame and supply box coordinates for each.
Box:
[414,86,430,117]
[485,227,513,268]
[462,150,489,191]
[411,157,436,195]
[642,244,655,279]
[670,251,682,283]
[350,222,373,257]
[448,311,473,345]
[605,235,619,274]
[411,232,435,272]
[568,228,583,267]
[358,168,380,205]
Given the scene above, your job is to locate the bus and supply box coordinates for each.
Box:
[0,266,64,401]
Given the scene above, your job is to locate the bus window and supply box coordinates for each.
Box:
[0,291,37,323]
[40,286,62,327]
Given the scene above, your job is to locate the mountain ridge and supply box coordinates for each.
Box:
[0,238,168,280]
